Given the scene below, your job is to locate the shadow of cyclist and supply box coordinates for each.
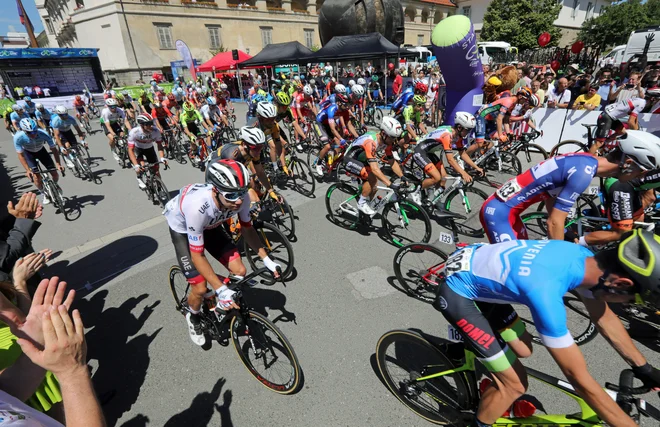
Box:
[164,377,234,427]
[243,286,297,324]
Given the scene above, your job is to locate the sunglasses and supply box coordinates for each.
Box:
[220,190,247,202]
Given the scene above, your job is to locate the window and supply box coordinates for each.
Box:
[585,2,593,19]
[44,18,55,34]
[154,23,174,49]
[417,34,424,46]
[260,27,273,47]
[462,6,471,18]
[304,29,314,49]
[571,0,579,18]
[207,26,222,49]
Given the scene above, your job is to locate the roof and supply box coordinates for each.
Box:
[420,0,457,8]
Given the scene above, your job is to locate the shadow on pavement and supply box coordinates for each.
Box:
[164,378,234,427]
[244,286,297,325]
[74,291,161,427]
[45,234,159,294]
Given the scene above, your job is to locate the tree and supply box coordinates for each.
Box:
[481,0,562,50]
[209,45,228,57]
[578,0,657,50]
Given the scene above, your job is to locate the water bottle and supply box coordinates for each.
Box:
[327,150,335,166]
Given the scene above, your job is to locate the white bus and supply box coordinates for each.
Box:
[477,42,518,65]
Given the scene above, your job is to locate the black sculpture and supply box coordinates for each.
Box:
[318,0,405,46]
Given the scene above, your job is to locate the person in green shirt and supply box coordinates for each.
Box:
[181,102,213,163]
[400,95,427,140]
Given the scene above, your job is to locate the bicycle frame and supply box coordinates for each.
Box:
[336,185,400,219]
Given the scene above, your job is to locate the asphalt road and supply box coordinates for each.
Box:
[1,104,659,427]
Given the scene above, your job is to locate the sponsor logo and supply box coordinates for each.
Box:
[188,226,195,232]
[198,201,211,215]
[485,207,496,215]
[611,191,632,221]
[518,240,550,276]
[455,318,496,349]
[188,235,199,242]
[181,256,192,271]
[437,296,448,310]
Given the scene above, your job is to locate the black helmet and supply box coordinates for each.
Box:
[205,159,250,193]
[618,229,660,309]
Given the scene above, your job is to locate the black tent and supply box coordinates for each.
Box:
[239,41,313,67]
[306,32,400,62]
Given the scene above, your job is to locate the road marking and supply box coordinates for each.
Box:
[58,215,166,260]
[346,266,396,300]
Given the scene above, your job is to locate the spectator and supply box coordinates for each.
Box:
[573,85,601,111]
[42,87,51,97]
[531,79,545,106]
[392,69,403,97]
[482,64,491,78]
[512,67,530,93]
[544,70,555,88]
[595,68,614,108]
[547,77,571,108]
[0,192,43,284]
[609,72,644,102]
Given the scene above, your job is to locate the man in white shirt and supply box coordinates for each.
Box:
[547,78,571,108]
[609,72,645,103]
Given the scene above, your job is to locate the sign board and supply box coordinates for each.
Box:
[0,48,98,60]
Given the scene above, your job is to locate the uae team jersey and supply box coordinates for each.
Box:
[128,126,162,149]
[445,239,592,348]
[604,98,646,120]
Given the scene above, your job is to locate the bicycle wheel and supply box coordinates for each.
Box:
[443,186,488,238]
[231,310,302,394]
[393,243,448,303]
[549,140,589,157]
[169,265,190,311]
[376,329,472,425]
[325,182,361,229]
[152,176,171,208]
[374,108,384,127]
[521,212,549,240]
[289,158,316,197]
[513,143,548,166]
[244,221,294,283]
[483,151,521,186]
[381,200,433,247]
[262,197,296,240]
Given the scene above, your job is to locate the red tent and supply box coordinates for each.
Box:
[197,50,252,72]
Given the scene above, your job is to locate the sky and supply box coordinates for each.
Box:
[1,0,44,36]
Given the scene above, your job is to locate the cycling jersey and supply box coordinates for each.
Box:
[180,110,203,128]
[23,102,37,116]
[256,118,281,141]
[318,94,336,110]
[316,104,349,125]
[200,104,222,122]
[35,109,52,124]
[345,131,389,162]
[50,114,78,132]
[151,106,173,120]
[128,126,162,150]
[368,82,381,97]
[100,107,126,124]
[10,111,28,123]
[73,99,86,109]
[477,96,518,120]
[413,127,456,170]
[604,98,646,120]
[401,105,421,124]
[14,130,55,153]
[444,239,592,348]
[604,173,660,231]
[163,183,252,253]
[391,90,414,113]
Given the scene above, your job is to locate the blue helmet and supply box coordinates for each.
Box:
[19,118,38,132]
[23,96,32,102]
[206,96,216,106]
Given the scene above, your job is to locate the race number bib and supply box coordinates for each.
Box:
[495,178,522,202]
[443,247,474,278]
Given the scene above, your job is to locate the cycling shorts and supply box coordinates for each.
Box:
[75,107,86,115]
[157,117,171,131]
[186,123,202,137]
[169,227,240,285]
[103,122,123,136]
[318,122,331,143]
[434,281,524,372]
[342,151,371,180]
[596,112,624,140]
[479,195,529,243]
[134,146,159,164]
[124,103,134,111]
[475,116,497,142]
[413,146,443,173]
[59,129,78,145]
[23,147,55,173]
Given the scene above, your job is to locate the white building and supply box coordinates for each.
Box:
[0,32,30,48]
[453,0,613,45]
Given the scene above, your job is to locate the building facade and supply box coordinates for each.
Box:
[0,32,30,48]
[453,0,613,45]
[35,0,455,85]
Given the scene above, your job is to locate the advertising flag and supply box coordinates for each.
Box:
[175,40,197,82]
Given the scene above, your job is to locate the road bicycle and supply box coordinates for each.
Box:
[376,328,660,425]
[502,130,548,164]
[168,265,302,394]
[163,128,186,163]
[549,123,619,157]
[281,146,316,197]
[249,187,296,241]
[32,164,67,218]
[138,162,171,208]
[187,133,210,170]
[467,139,522,188]
[88,103,100,118]
[112,135,130,168]
[79,114,92,134]
[211,122,237,148]
[365,100,384,126]
[325,181,432,247]
[307,139,352,183]
[67,141,95,182]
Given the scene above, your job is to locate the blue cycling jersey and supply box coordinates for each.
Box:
[35,109,52,124]
[23,101,36,115]
[318,94,336,111]
[50,114,78,132]
[13,130,55,153]
[316,103,339,123]
[10,111,28,123]
[392,91,415,113]
[444,239,592,348]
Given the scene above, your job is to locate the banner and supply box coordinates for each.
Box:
[0,48,98,60]
[175,40,196,82]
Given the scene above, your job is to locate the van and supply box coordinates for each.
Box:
[599,45,626,68]
[622,26,660,72]
[477,42,518,65]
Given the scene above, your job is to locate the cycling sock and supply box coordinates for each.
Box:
[272,161,279,170]
[471,416,491,427]
[358,195,368,206]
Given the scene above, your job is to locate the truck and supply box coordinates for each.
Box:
[477,41,518,65]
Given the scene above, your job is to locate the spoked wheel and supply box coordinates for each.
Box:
[169,265,191,311]
[152,176,171,208]
[376,329,471,425]
[288,158,316,197]
[260,197,296,241]
[325,182,361,229]
[549,140,589,157]
[374,108,384,127]
[483,151,521,186]
[381,200,433,247]
[393,243,448,303]
[443,186,488,238]
[244,221,294,284]
[521,212,549,240]
[231,310,302,394]
[513,143,548,166]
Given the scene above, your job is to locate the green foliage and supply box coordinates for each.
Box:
[310,44,321,52]
[209,45,228,56]
[481,0,562,50]
[578,0,659,50]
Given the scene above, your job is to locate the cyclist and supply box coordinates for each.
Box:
[314,93,358,176]
[391,81,424,116]
[246,84,269,125]
[216,83,234,118]
[10,104,29,130]
[592,98,647,155]
[101,98,132,162]
[73,95,88,122]
[163,158,281,345]
[51,105,86,170]
[367,75,383,104]
[399,95,428,140]
[164,93,181,117]
[475,87,534,146]
[128,113,167,190]
[180,101,213,163]
[480,131,660,243]
[200,96,229,130]
[23,96,37,119]
[413,112,484,205]
[309,79,321,101]
[34,103,53,134]
[342,116,405,216]
[291,84,316,144]
[254,101,289,176]
[14,118,64,205]
[319,84,344,110]
[3,107,14,134]
[121,90,137,122]
[350,85,366,130]
[137,90,152,114]
[151,101,177,135]
[434,231,660,427]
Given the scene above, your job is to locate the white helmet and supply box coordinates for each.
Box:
[619,130,660,170]
[196,88,203,94]
[105,98,118,107]
[454,112,476,129]
[357,78,366,85]
[348,79,356,86]
[256,101,276,118]
[380,116,403,138]
[54,105,67,115]
[309,79,316,85]
[11,104,20,111]
[351,85,365,96]
[220,83,228,90]
[293,75,300,81]
[35,103,44,109]
[335,84,346,94]
[303,85,314,96]
[240,126,266,147]
[19,118,37,132]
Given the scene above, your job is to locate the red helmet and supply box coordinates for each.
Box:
[75,95,81,101]
[415,82,428,93]
[388,63,395,71]
[167,93,175,101]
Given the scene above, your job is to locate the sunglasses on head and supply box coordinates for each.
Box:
[220,189,247,202]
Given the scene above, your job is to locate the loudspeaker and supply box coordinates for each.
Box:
[232,49,239,61]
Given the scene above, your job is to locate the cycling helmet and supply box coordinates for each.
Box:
[122,90,129,96]
[23,96,32,102]
[618,130,660,170]
[167,93,175,101]
[517,86,533,98]
[617,229,660,309]
[105,98,118,107]
[35,103,44,110]
[372,75,379,82]
[240,126,266,147]
[220,83,228,90]
[183,101,195,112]
[357,78,366,85]
[293,75,300,81]
[647,87,660,97]
[54,105,67,115]
[5,107,12,114]
[136,113,154,125]
[275,91,291,106]
[303,85,314,96]
[413,95,427,105]
[116,94,124,101]
[196,88,203,94]
[348,79,356,87]
[152,101,161,108]
[352,85,365,96]
[528,94,540,108]
[454,112,476,129]
[336,94,349,104]
[75,95,81,101]
[256,101,276,118]
[335,84,347,94]
[206,159,251,192]
[309,79,316,85]
[206,96,216,106]
[176,87,185,95]
[11,104,20,111]
[380,116,403,138]
[415,82,428,93]
[19,118,38,132]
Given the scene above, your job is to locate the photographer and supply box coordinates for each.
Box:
[609,71,645,102]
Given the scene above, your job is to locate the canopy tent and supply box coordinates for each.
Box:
[306,33,400,62]
[197,50,252,72]
[239,41,313,67]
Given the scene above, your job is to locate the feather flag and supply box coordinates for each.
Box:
[16,0,34,32]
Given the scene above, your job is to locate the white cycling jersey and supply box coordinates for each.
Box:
[163,183,251,253]
[200,104,222,121]
[128,126,162,149]
[101,107,126,124]
[604,98,646,120]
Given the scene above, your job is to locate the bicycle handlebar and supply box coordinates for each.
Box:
[605,369,653,396]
